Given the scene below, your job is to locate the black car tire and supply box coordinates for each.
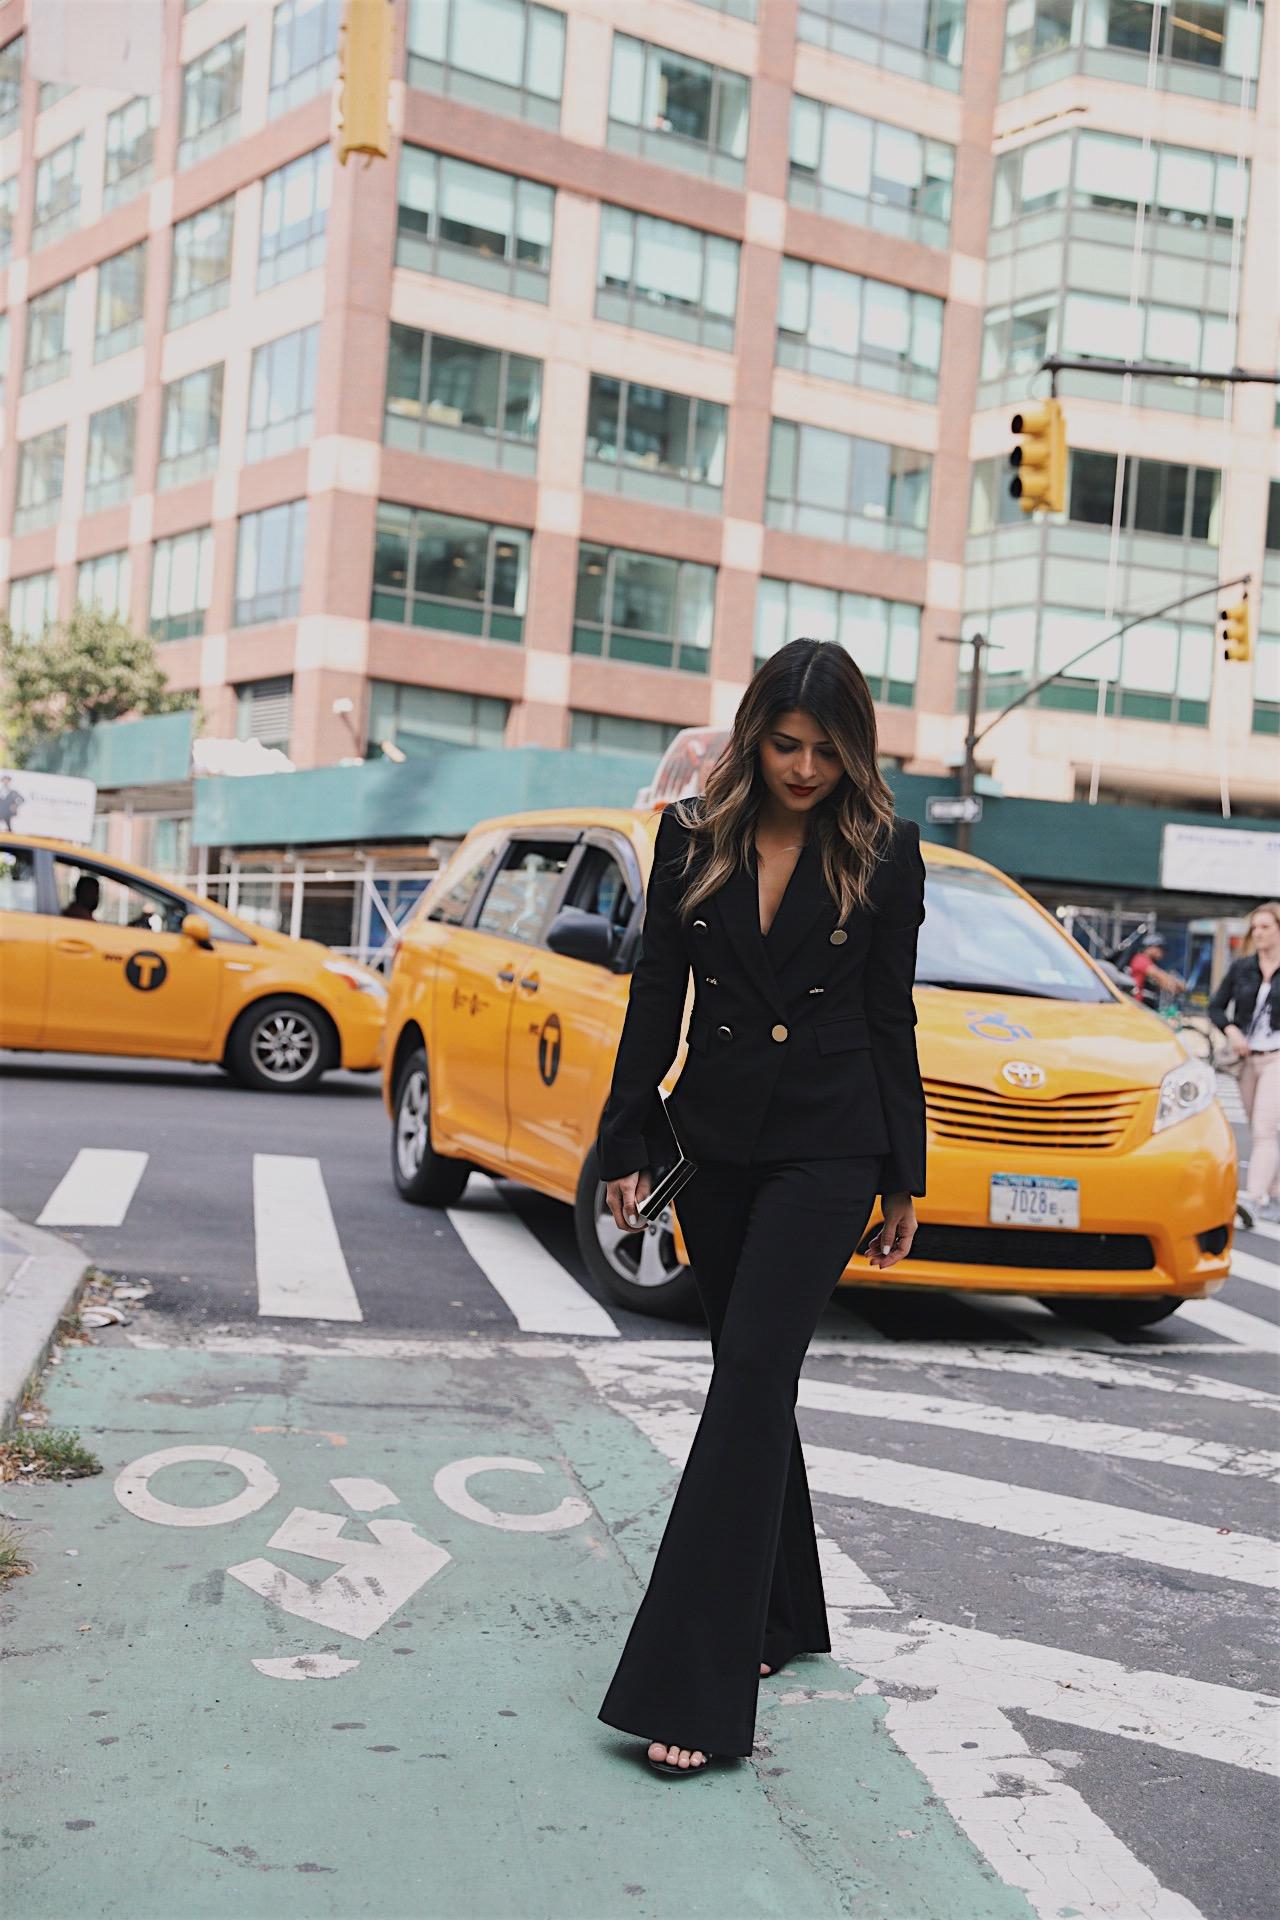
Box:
[391,1046,471,1206]
[1039,1294,1183,1330]
[228,995,330,1092]
[573,1144,700,1321]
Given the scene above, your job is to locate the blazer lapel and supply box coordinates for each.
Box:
[711,849,785,1018]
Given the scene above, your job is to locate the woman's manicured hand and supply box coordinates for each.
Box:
[866,1194,917,1269]
[605,1169,652,1231]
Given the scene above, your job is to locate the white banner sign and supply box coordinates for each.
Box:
[0,769,98,844]
[1160,823,1280,897]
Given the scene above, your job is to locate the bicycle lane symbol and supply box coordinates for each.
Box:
[113,1447,592,1680]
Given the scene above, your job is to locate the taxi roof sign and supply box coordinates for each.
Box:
[635,727,731,809]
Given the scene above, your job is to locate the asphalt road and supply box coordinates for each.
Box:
[2,1053,1278,1920]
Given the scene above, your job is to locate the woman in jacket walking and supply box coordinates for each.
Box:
[1209,901,1280,1218]
[594,637,927,1777]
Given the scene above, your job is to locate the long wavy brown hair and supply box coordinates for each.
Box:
[664,638,897,926]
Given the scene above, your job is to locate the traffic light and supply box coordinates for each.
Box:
[1008,397,1066,515]
[1220,597,1251,663]
[336,0,392,166]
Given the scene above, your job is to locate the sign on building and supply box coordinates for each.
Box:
[0,770,97,843]
[1160,823,1280,897]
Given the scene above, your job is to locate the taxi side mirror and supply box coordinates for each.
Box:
[545,906,616,968]
[181,913,214,950]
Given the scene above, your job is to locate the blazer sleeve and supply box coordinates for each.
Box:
[595,807,692,1182]
[865,818,927,1202]
[1207,958,1239,1033]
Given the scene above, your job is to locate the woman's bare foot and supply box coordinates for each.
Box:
[648,1741,707,1769]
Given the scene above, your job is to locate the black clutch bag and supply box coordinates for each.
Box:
[635,1089,698,1222]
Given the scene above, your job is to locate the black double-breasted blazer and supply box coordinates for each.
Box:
[596,799,927,1203]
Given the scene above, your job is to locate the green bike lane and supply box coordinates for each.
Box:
[3,1335,1036,1920]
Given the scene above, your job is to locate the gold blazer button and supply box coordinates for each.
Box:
[771,1023,789,1042]
[693,919,708,931]
[717,1024,733,1041]
[829,928,848,945]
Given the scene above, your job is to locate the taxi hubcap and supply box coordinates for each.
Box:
[397,1070,429,1177]
[252,1010,320,1083]
[595,1191,682,1290]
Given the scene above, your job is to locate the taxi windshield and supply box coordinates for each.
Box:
[918,865,1112,1004]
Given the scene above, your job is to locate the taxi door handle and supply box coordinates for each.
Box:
[496,966,516,985]
[518,974,539,993]
[55,939,93,956]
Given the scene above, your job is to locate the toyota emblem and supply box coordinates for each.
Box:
[1002,1060,1046,1089]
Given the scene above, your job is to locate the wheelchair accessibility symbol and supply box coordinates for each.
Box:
[538,1012,562,1086]
[125,951,168,992]
[965,1009,1032,1041]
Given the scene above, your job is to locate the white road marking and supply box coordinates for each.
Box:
[228,1506,450,1639]
[1171,1295,1280,1353]
[1243,1219,1280,1245]
[37,1147,148,1226]
[251,1655,360,1681]
[331,1477,399,1512]
[1230,1248,1280,1291]
[253,1154,362,1323]
[446,1173,618,1337]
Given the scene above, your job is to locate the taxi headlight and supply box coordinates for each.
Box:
[323,957,388,1003]
[1153,1058,1215,1134]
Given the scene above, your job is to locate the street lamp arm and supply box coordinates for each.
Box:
[970,572,1253,752]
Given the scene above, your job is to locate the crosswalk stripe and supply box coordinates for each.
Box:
[1242,1219,1280,1245]
[1230,1248,1280,1291]
[37,1148,148,1227]
[447,1174,618,1338]
[253,1154,362,1323]
[1172,1295,1280,1352]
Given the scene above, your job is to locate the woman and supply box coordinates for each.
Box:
[1209,901,1280,1219]
[594,638,926,1777]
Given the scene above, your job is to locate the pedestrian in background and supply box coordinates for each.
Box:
[1129,935,1184,1010]
[594,637,926,1777]
[1209,901,1280,1219]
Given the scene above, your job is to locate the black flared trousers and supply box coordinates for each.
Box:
[597,1153,881,1758]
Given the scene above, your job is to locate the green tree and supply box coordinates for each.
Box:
[0,607,196,767]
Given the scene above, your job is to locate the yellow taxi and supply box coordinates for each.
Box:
[0,833,385,1090]
[383,800,1236,1333]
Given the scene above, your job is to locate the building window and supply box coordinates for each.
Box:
[178,31,244,168]
[384,325,542,473]
[158,364,224,490]
[597,206,740,350]
[32,135,82,247]
[84,399,137,515]
[95,242,147,361]
[372,503,530,642]
[790,96,953,249]
[690,0,755,15]
[7,571,57,641]
[104,95,158,211]
[236,677,294,750]
[77,551,131,620]
[269,0,341,115]
[397,148,554,304]
[169,196,234,329]
[234,501,308,626]
[258,146,330,289]
[14,428,67,534]
[757,578,919,698]
[573,545,715,673]
[992,129,1248,238]
[608,34,749,185]
[584,376,727,512]
[1067,451,1220,543]
[981,291,1233,410]
[246,324,318,463]
[406,0,564,128]
[570,711,681,756]
[367,681,510,757]
[22,279,72,392]
[1003,0,1264,105]
[37,80,73,112]
[767,421,931,555]
[778,257,943,402]
[966,602,1212,727]
[0,175,16,267]
[0,34,23,137]
[1267,480,1280,553]
[798,0,965,92]
[1254,633,1280,737]
[150,527,214,641]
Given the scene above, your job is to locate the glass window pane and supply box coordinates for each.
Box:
[452,0,524,85]
[823,107,872,195]
[797,425,852,507]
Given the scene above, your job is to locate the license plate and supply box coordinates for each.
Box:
[990,1174,1080,1229]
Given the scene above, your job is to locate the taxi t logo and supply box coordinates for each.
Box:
[125,951,168,992]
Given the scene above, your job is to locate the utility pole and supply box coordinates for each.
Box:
[936,632,988,855]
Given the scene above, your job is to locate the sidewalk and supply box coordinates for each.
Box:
[2,1332,1035,1920]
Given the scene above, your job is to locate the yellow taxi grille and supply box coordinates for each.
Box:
[923,1080,1145,1152]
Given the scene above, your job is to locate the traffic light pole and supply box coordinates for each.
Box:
[1038,358,1280,391]
[937,632,989,855]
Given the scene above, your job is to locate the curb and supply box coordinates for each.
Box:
[0,1210,93,1427]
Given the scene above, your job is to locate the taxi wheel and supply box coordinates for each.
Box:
[392,1048,470,1207]
[574,1147,699,1321]
[229,996,332,1092]
[1039,1294,1182,1330]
